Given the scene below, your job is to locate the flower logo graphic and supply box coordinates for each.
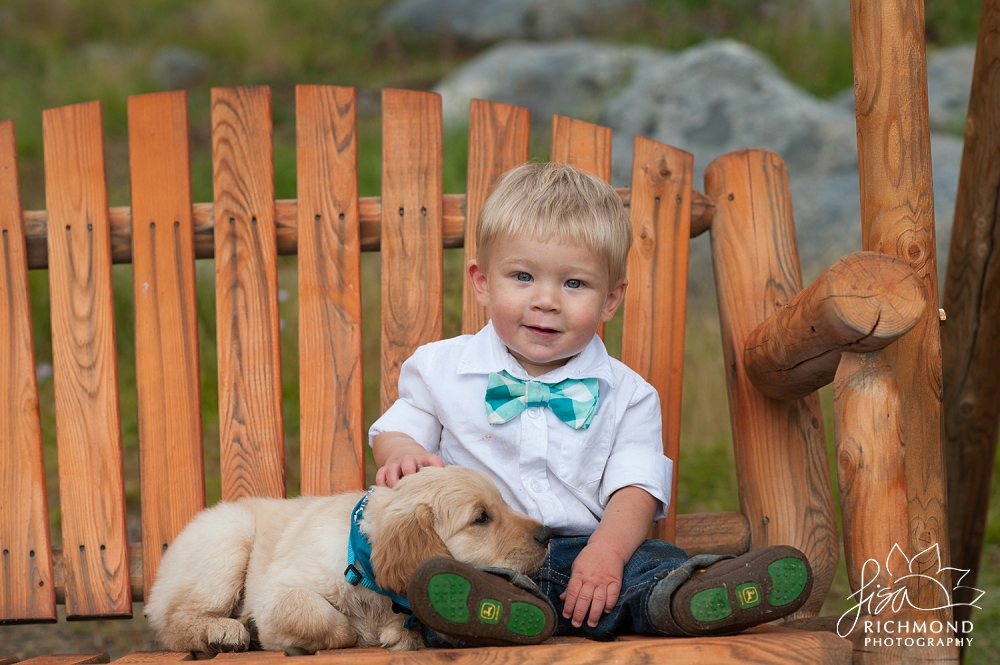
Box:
[837,543,986,638]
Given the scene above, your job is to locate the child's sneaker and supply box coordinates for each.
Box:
[665,545,813,635]
[407,556,557,646]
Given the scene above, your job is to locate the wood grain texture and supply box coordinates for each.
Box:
[705,149,838,618]
[51,542,143,604]
[549,116,612,182]
[180,631,851,664]
[0,119,56,623]
[744,251,927,400]
[675,512,750,556]
[110,653,193,663]
[17,656,109,665]
[212,87,285,501]
[379,89,443,411]
[21,189,714,268]
[42,101,131,619]
[296,85,365,496]
[127,91,206,600]
[833,351,909,593]
[942,0,1000,626]
[850,0,953,624]
[550,115,613,338]
[461,100,530,335]
[620,136,692,543]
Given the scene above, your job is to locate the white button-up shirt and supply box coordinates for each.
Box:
[369,322,673,536]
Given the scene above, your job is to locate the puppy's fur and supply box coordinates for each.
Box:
[145,466,550,654]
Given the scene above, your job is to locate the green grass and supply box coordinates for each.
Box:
[2,0,997,661]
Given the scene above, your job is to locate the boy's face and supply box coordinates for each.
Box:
[468,234,626,377]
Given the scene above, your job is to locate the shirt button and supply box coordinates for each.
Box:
[531,481,542,491]
[527,407,539,418]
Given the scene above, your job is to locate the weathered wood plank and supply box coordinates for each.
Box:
[744,251,927,401]
[834,351,909,594]
[111,653,193,664]
[942,0,1000,628]
[379,89,443,411]
[0,120,56,623]
[621,136,692,543]
[212,86,285,500]
[850,1,954,639]
[17,656,110,665]
[550,116,612,182]
[550,115,614,338]
[208,631,851,664]
[296,85,365,496]
[461,100,530,335]
[127,91,206,599]
[42,101,131,619]
[705,149,838,618]
[675,512,749,556]
[20,190,715,268]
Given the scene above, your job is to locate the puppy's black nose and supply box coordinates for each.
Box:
[534,525,552,548]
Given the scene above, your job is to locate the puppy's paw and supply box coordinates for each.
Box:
[381,624,425,652]
[206,618,251,653]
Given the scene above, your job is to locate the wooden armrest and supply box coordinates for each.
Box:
[743,251,927,401]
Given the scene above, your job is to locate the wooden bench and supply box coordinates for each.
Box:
[0,3,968,662]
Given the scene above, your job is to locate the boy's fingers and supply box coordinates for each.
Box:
[588,588,607,627]
[605,585,620,613]
[571,586,594,628]
[400,457,418,477]
[561,581,580,619]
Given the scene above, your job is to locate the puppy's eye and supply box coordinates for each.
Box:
[474,511,491,525]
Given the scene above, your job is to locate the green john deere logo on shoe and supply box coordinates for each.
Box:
[736,582,762,609]
[478,598,503,624]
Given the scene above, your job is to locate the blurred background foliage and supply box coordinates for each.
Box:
[0,0,996,659]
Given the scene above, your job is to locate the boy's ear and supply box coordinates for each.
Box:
[602,280,628,322]
[467,259,491,307]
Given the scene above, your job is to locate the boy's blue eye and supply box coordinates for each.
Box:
[516,272,532,282]
[565,279,582,289]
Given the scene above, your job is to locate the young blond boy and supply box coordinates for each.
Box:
[369,162,811,645]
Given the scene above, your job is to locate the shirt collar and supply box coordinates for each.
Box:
[457,321,616,388]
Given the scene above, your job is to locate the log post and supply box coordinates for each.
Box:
[942,0,1000,632]
[850,2,955,648]
[833,351,909,593]
[705,149,838,617]
[745,251,926,400]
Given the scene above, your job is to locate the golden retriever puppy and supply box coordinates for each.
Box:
[144,466,551,654]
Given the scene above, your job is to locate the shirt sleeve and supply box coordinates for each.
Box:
[598,382,673,520]
[368,345,444,454]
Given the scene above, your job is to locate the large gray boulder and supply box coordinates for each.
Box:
[434,38,969,286]
[381,0,644,44]
[435,40,664,127]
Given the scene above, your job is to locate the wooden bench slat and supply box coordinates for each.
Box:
[379,89,443,411]
[42,101,131,619]
[295,85,365,496]
[211,86,285,500]
[621,137,694,544]
[127,91,206,599]
[17,655,110,665]
[460,100,530,335]
[110,652,193,663]
[0,119,57,623]
[549,116,613,339]
[704,149,839,618]
[549,116,613,182]
[192,631,850,664]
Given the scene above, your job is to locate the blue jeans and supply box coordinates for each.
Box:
[532,536,728,638]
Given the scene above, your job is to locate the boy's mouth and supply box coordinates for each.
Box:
[525,324,559,336]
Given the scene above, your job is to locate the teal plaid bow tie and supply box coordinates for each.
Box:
[485,370,599,429]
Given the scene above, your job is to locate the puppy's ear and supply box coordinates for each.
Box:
[369,503,451,595]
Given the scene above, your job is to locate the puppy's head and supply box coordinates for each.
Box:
[364,466,550,595]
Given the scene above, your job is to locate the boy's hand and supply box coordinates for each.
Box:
[372,431,444,487]
[560,540,625,628]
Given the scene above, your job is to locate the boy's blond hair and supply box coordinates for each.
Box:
[476,162,632,286]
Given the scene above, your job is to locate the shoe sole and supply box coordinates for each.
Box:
[672,546,813,635]
[408,557,556,646]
